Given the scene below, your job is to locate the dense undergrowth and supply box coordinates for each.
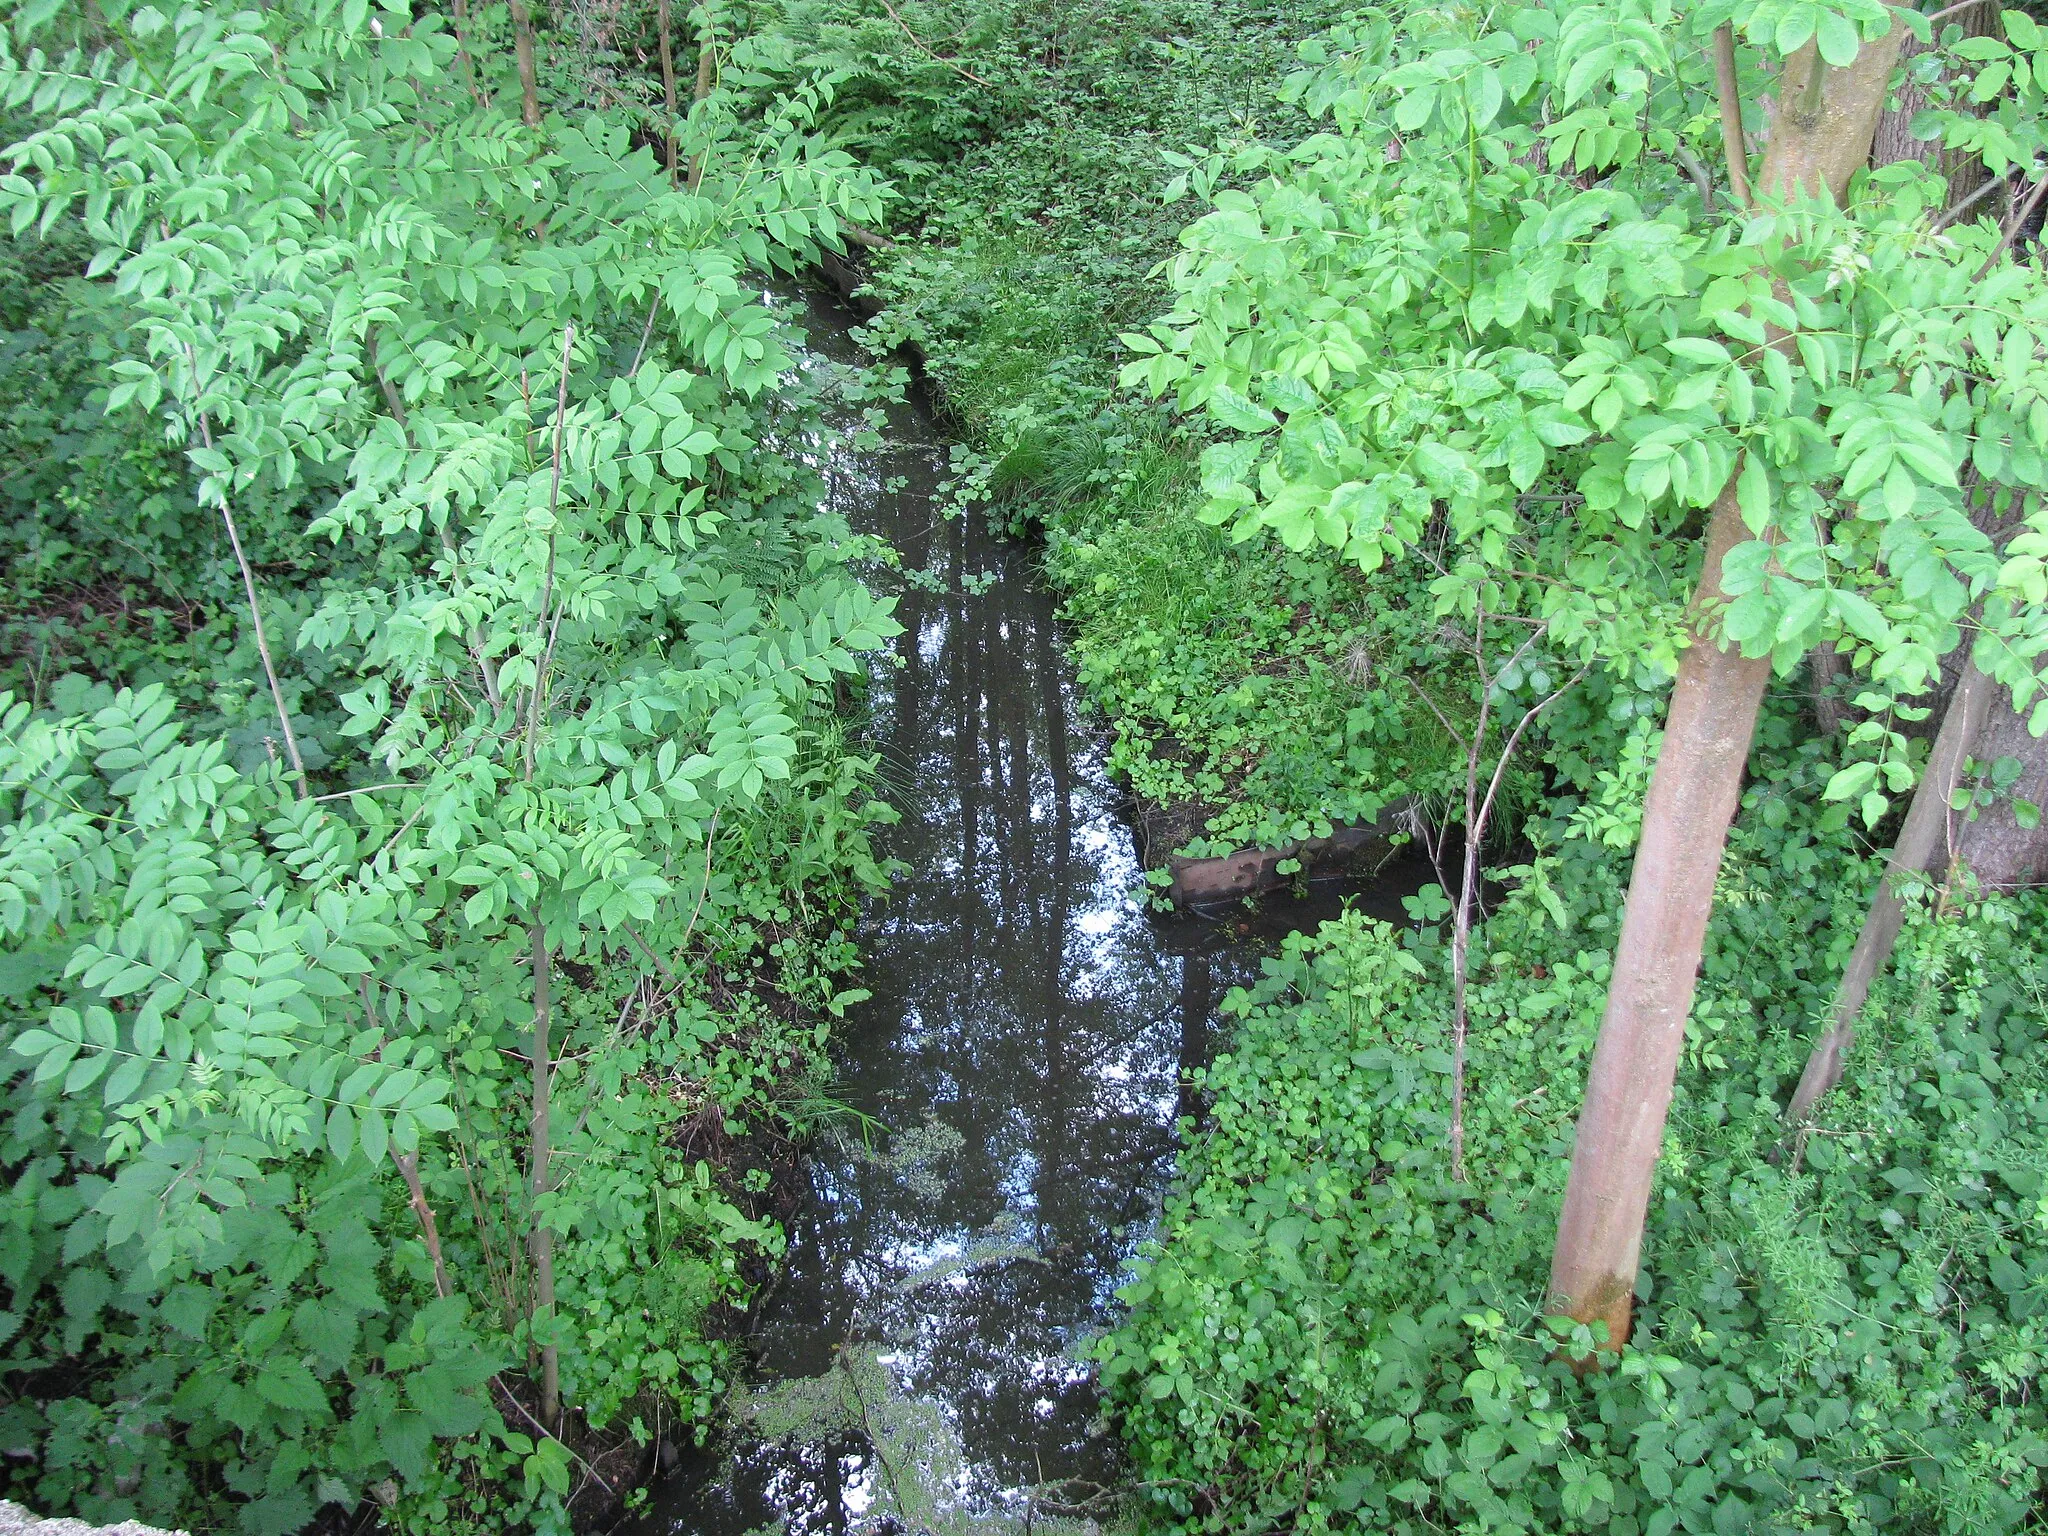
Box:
[764,0,1475,861]
[4,0,2048,1530]
[1098,703,2048,1534]
[0,3,904,1532]
[775,0,2048,1530]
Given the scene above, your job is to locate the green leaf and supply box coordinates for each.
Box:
[256,1357,331,1416]
[1736,456,1771,533]
[1775,585,1828,646]
[1815,10,1862,66]
[1823,760,1877,801]
[1207,384,1279,433]
[327,1103,356,1163]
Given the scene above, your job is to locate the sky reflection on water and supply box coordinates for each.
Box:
[634,292,1427,1536]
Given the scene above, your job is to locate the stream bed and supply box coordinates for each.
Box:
[629,291,1424,1535]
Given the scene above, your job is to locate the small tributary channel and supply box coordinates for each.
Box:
[629,290,1425,1535]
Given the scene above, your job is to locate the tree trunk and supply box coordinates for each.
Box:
[657,0,680,184]
[684,14,716,194]
[1872,0,1997,206]
[1784,660,1994,1125]
[1808,640,1860,735]
[1546,25,1905,1356]
[509,0,541,126]
[1547,485,1775,1350]
[449,0,487,106]
[1955,677,2048,891]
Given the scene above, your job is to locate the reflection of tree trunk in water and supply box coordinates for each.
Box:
[1033,596,1074,1251]
[981,598,1013,906]
[820,1434,845,1536]
[891,603,923,791]
[950,512,981,969]
[1041,592,1073,954]
[1007,609,1034,894]
[889,495,927,781]
[1176,951,1211,1127]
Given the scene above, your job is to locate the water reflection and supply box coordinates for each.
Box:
[633,292,1426,1534]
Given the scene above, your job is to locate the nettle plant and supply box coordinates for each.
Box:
[0,0,898,1529]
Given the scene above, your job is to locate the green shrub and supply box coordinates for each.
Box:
[1045,471,1472,859]
[1099,760,2048,1534]
[0,3,900,1530]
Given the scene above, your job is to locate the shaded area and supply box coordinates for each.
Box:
[631,292,1428,1534]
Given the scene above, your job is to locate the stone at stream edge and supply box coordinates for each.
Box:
[0,1503,186,1536]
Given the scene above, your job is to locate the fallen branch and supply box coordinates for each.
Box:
[1934,169,2010,232]
[490,1375,619,1496]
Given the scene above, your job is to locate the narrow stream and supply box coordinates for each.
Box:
[631,291,1424,1535]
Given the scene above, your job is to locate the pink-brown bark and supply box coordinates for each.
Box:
[1547,486,1772,1349]
[1546,23,1905,1352]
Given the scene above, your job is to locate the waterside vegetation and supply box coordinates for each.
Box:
[804,0,2048,1529]
[1,0,2048,1531]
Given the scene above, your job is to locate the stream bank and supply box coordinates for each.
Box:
[624,290,1426,1534]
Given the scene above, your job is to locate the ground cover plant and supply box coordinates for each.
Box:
[1100,801,2048,1534]
[0,2,909,1531]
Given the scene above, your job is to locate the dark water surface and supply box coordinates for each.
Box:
[629,292,1425,1535]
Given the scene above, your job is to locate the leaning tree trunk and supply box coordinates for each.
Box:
[1547,25,1906,1356]
[1786,482,2040,1121]
[1784,660,1994,1125]
[1546,485,1774,1350]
